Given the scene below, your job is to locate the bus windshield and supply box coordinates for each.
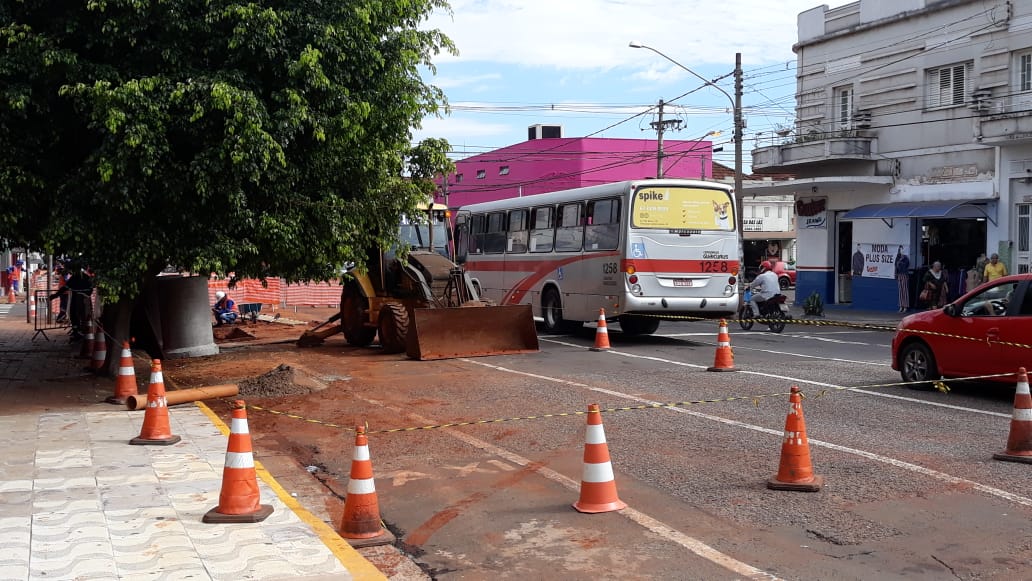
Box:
[631,185,736,231]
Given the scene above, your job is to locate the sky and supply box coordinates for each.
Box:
[414,0,851,170]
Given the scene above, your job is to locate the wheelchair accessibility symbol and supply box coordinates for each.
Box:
[631,243,647,259]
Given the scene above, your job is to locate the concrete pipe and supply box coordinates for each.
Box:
[127,384,239,410]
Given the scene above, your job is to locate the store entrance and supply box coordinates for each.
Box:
[920,218,986,270]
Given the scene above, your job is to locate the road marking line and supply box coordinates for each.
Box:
[468,357,1032,508]
[359,394,781,581]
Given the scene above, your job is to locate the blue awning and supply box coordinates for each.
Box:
[841,200,995,223]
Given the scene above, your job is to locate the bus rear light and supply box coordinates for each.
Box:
[626,265,636,274]
[628,274,639,284]
[631,284,643,295]
[728,276,737,285]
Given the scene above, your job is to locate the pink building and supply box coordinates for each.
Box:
[437,124,715,208]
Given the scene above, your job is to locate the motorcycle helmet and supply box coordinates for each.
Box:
[760,260,772,271]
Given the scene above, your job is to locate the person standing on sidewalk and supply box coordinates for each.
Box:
[894,246,910,313]
[983,253,1007,282]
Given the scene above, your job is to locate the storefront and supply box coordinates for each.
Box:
[839,199,996,310]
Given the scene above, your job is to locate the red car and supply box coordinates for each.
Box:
[773,262,796,290]
[892,273,1032,384]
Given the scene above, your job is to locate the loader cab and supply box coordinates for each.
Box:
[395,204,452,260]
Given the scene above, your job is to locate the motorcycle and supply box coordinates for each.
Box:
[738,288,789,333]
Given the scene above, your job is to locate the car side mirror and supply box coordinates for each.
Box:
[943,304,958,317]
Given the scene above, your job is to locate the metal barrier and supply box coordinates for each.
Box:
[31,289,93,341]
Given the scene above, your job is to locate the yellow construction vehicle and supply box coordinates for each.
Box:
[297,203,539,360]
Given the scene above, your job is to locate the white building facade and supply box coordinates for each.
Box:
[751,0,1032,310]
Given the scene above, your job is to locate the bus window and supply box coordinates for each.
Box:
[530,206,554,253]
[585,198,620,251]
[508,209,528,253]
[470,213,486,254]
[485,212,506,254]
[555,202,584,252]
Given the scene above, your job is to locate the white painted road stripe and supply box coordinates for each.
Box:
[469,354,1032,508]
[359,394,781,581]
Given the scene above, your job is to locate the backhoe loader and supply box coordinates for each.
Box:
[297,204,539,360]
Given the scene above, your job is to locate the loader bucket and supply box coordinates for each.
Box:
[406,304,540,361]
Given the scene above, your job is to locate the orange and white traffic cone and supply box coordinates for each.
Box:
[203,400,274,523]
[573,404,627,513]
[339,426,394,547]
[89,326,108,372]
[706,319,736,372]
[768,386,823,492]
[106,341,139,405]
[6,287,15,304]
[993,367,1032,464]
[77,320,94,359]
[129,360,182,446]
[590,308,611,352]
[28,294,36,320]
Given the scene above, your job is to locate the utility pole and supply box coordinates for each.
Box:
[650,99,682,178]
[733,52,745,264]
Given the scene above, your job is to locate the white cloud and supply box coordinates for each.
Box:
[427,0,845,70]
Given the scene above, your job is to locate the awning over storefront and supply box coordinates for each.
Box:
[841,200,996,225]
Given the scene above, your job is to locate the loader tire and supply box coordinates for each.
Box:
[378,303,409,354]
[342,285,376,347]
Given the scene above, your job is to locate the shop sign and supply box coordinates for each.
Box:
[796,197,827,229]
[852,243,907,279]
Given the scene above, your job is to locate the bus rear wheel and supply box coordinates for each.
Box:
[619,315,660,336]
[541,288,570,334]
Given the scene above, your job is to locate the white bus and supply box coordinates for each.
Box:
[454,179,741,335]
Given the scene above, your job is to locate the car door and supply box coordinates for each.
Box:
[997,280,1032,374]
[944,281,1019,378]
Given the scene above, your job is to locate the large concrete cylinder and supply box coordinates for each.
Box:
[157,275,218,359]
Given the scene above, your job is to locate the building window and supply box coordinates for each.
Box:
[777,206,784,219]
[927,62,972,109]
[764,207,771,218]
[833,85,852,130]
[476,170,486,179]
[455,174,463,183]
[499,166,510,176]
[1020,53,1032,92]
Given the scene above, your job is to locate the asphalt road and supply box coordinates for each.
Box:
[241,308,1031,580]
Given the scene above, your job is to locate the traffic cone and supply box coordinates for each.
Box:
[203,400,274,523]
[90,326,108,372]
[338,426,394,547]
[573,404,627,513]
[6,287,14,304]
[129,360,182,446]
[706,319,737,372]
[28,295,36,320]
[767,386,823,492]
[77,320,94,359]
[106,341,139,405]
[589,309,611,352]
[993,367,1032,464]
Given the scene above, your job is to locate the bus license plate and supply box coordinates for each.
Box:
[673,279,693,287]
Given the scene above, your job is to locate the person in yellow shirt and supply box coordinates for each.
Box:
[983,253,1007,281]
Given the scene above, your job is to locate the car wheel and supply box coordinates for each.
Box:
[899,341,938,388]
[779,276,791,290]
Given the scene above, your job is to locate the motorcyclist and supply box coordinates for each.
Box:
[750,260,780,312]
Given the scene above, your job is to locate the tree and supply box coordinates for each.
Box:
[1,0,456,306]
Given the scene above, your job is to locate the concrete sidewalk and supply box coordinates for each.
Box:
[0,301,385,581]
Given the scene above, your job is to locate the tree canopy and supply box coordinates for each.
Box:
[1,0,455,301]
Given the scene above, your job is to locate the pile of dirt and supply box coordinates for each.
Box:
[238,363,320,398]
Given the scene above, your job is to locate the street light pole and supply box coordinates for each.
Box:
[629,42,745,264]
